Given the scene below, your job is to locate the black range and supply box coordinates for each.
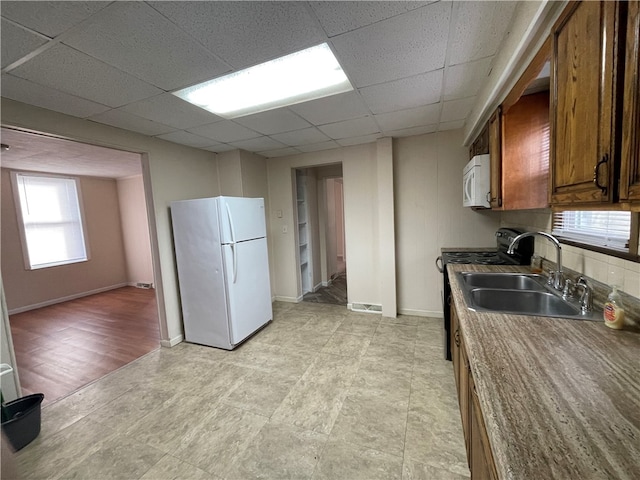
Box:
[436,227,534,361]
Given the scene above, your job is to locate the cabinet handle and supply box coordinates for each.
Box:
[454,329,460,347]
[593,154,608,195]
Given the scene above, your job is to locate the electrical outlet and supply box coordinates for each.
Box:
[282,225,288,233]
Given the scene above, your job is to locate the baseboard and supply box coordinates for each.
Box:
[273,295,303,303]
[398,308,444,318]
[312,282,323,292]
[348,303,382,314]
[160,335,183,348]
[128,281,154,289]
[8,283,129,315]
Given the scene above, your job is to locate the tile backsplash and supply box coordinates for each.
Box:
[501,209,640,301]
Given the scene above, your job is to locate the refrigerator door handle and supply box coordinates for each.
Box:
[225,202,237,245]
[225,203,238,283]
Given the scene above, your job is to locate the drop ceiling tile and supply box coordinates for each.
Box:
[270,127,331,147]
[61,2,230,91]
[202,144,238,153]
[336,133,382,147]
[440,97,477,123]
[229,136,287,152]
[155,131,217,148]
[296,140,341,153]
[258,147,301,158]
[439,120,466,131]
[149,1,326,69]
[289,91,369,126]
[374,104,441,133]
[88,110,176,136]
[330,1,451,87]
[120,94,221,130]
[318,116,379,140]
[448,1,518,65]
[234,109,311,135]
[1,19,48,68]
[1,74,110,118]
[188,121,261,143]
[359,69,443,114]
[443,57,493,101]
[386,124,438,138]
[10,44,162,108]
[0,1,110,37]
[309,1,435,37]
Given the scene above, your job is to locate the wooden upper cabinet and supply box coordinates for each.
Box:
[489,38,550,211]
[502,92,550,210]
[620,0,640,206]
[470,124,490,160]
[488,108,502,209]
[550,1,619,206]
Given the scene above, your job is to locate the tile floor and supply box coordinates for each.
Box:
[12,302,470,480]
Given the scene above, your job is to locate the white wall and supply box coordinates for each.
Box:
[117,175,154,286]
[1,98,220,346]
[325,178,338,280]
[335,179,345,261]
[216,150,243,196]
[393,129,501,316]
[267,143,385,307]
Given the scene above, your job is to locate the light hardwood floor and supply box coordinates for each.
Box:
[9,287,160,405]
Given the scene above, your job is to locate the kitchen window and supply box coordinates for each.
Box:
[11,172,89,270]
[552,210,639,260]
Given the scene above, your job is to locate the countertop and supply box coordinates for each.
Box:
[448,264,640,480]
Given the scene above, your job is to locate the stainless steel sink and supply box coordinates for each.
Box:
[461,272,547,291]
[457,271,601,321]
[469,289,581,316]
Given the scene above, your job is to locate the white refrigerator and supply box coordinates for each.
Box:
[170,196,272,350]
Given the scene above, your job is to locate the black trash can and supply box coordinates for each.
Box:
[1,393,44,451]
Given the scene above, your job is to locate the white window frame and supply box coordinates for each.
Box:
[11,171,91,270]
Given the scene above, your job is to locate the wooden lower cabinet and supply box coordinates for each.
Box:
[470,375,499,480]
[452,304,498,479]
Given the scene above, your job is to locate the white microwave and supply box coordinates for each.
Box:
[463,154,491,208]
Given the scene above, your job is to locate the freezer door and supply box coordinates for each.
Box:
[222,237,272,345]
[170,199,232,349]
[218,196,267,244]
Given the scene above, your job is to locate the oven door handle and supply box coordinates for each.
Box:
[435,256,444,273]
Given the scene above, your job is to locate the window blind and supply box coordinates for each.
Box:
[15,173,88,269]
[552,210,631,251]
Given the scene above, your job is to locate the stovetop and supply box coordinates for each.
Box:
[441,250,519,265]
[440,228,534,267]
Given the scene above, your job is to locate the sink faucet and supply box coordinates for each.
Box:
[507,231,564,290]
[575,276,593,313]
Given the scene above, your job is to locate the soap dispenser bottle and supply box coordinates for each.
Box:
[604,286,625,330]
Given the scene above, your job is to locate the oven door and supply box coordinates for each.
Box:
[437,256,452,361]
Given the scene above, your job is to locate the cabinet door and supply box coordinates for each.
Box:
[470,376,499,480]
[550,1,618,205]
[620,0,640,204]
[502,92,550,210]
[488,108,503,209]
[460,339,471,465]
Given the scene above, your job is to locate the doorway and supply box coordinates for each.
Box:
[296,165,347,306]
[0,127,160,405]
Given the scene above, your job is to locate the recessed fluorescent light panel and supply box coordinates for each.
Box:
[173,43,353,119]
